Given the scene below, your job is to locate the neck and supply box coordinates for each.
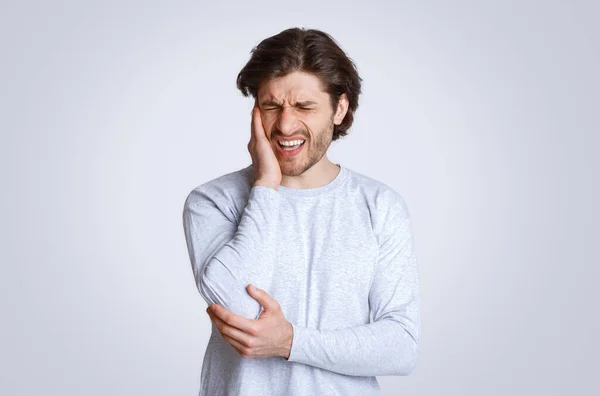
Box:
[280,156,340,189]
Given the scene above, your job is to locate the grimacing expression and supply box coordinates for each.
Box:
[257,71,347,176]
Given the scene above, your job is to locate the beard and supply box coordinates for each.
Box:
[277,119,334,177]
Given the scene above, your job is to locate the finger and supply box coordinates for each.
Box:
[251,102,267,142]
[222,333,250,357]
[209,304,258,336]
[207,309,254,347]
[247,284,278,311]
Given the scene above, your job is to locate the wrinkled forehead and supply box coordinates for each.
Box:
[257,71,328,105]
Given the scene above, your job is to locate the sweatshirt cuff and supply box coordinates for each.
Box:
[250,184,280,199]
[286,323,309,363]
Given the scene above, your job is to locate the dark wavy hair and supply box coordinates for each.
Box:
[236,27,363,141]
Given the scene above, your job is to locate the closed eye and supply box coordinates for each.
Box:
[261,105,315,111]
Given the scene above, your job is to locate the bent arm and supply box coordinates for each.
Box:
[286,202,420,376]
[182,184,281,320]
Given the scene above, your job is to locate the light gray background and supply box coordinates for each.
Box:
[1,1,598,395]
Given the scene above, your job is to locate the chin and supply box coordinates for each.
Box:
[279,161,310,177]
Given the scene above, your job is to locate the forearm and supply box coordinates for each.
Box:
[286,317,419,377]
[184,185,281,320]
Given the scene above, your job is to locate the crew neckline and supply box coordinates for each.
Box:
[245,163,349,198]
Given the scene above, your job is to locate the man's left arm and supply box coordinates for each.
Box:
[285,201,420,377]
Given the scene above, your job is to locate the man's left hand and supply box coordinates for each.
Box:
[206,284,293,360]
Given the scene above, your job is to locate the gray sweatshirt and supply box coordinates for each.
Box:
[182,163,420,396]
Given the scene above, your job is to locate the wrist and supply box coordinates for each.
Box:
[254,181,279,191]
[282,321,293,360]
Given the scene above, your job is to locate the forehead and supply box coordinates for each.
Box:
[258,71,328,103]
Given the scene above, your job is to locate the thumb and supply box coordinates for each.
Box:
[247,284,277,311]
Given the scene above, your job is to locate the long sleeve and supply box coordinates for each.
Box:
[182,184,281,320]
[286,199,421,376]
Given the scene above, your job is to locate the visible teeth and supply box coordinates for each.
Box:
[279,140,305,146]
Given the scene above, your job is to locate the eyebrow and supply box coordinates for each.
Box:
[259,100,318,107]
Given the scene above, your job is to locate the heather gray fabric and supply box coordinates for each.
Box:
[182,163,420,396]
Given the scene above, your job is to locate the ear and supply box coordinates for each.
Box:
[333,93,349,125]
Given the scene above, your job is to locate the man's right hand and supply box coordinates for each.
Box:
[248,100,282,190]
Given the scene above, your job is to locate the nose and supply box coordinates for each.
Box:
[275,106,300,136]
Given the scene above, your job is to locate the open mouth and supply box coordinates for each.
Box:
[276,140,306,157]
[278,140,305,151]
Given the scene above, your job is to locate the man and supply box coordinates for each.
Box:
[182,27,420,396]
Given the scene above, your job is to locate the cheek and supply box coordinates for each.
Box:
[263,119,277,136]
[300,115,320,131]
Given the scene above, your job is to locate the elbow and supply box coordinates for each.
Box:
[392,331,420,376]
[397,348,419,376]
[199,259,262,320]
[197,263,218,306]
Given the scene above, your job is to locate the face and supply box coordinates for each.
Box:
[257,71,348,176]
